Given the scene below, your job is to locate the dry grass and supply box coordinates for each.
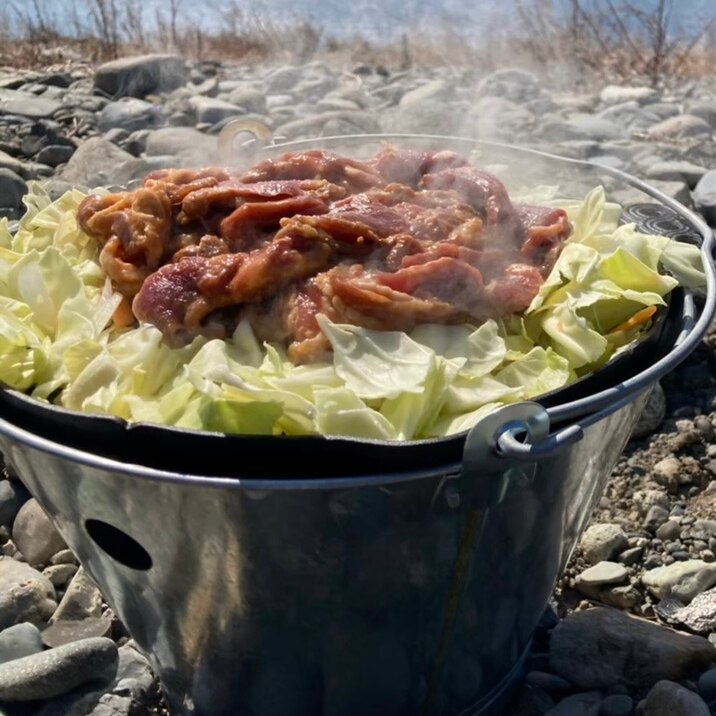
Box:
[0,0,714,89]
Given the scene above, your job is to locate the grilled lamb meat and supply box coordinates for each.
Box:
[78,147,573,362]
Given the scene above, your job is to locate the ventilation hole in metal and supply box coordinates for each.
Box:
[85,519,152,571]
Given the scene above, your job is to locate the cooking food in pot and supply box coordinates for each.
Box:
[76,148,571,363]
[0,147,704,440]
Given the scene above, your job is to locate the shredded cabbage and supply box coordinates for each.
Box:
[0,182,704,440]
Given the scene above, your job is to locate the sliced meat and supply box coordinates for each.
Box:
[240,149,385,191]
[518,205,571,275]
[370,146,469,186]
[483,264,544,314]
[220,194,330,252]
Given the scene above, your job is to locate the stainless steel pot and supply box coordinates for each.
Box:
[0,134,714,716]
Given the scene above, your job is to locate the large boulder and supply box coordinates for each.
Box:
[94,54,187,98]
[549,607,716,690]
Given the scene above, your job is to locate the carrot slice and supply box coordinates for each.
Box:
[112,296,136,329]
[608,305,657,334]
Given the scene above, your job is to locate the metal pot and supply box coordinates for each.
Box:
[0,134,714,716]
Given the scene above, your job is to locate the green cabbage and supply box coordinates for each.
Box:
[0,182,704,440]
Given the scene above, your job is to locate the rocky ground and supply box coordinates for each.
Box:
[0,53,715,716]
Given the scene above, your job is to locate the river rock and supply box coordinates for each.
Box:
[642,560,716,603]
[580,524,629,565]
[50,567,103,622]
[0,169,27,219]
[0,623,43,664]
[462,96,534,139]
[545,691,603,715]
[57,137,146,187]
[0,636,118,701]
[35,144,75,167]
[549,607,716,689]
[144,126,216,165]
[693,170,716,225]
[632,383,667,439]
[476,69,542,103]
[399,79,452,107]
[598,101,660,130]
[0,559,56,628]
[11,499,66,568]
[638,680,710,715]
[656,587,716,633]
[576,562,628,589]
[41,563,78,589]
[189,96,244,125]
[98,98,163,133]
[646,114,712,140]
[265,65,303,93]
[112,643,155,699]
[0,89,61,118]
[42,616,113,648]
[95,54,187,98]
[225,86,267,114]
[600,85,659,105]
[645,160,708,188]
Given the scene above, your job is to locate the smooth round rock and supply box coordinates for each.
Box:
[0,480,29,529]
[600,693,634,716]
[0,623,43,664]
[11,499,67,567]
[0,559,56,629]
[697,667,716,704]
[0,636,118,701]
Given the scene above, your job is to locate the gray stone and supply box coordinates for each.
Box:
[687,102,716,128]
[382,101,458,136]
[618,547,644,566]
[693,170,716,225]
[57,138,147,188]
[0,623,43,664]
[632,383,666,438]
[697,667,716,704]
[646,115,712,141]
[0,89,61,118]
[265,66,303,93]
[600,85,659,105]
[545,691,602,716]
[0,169,27,217]
[526,671,572,691]
[476,69,542,103]
[95,54,187,98]
[549,608,716,689]
[543,114,625,142]
[0,636,117,701]
[653,456,683,490]
[576,561,628,588]
[35,145,75,167]
[399,79,452,107]
[98,99,163,133]
[0,480,29,527]
[111,643,154,699]
[189,96,244,125]
[644,505,670,532]
[0,559,56,628]
[580,524,629,565]
[655,520,681,541]
[600,694,634,716]
[12,499,66,568]
[226,86,267,114]
[638,680,709,715]
[642,560,716,603]
[598,102,660,130]
[144,127,216,165]
[461,96,534,139]
[50,567,103,622]
[277,110,380,140]
[49,550,77,566]
[42,617,112,648]
[41,564,78,589]
[645,161,708,189]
